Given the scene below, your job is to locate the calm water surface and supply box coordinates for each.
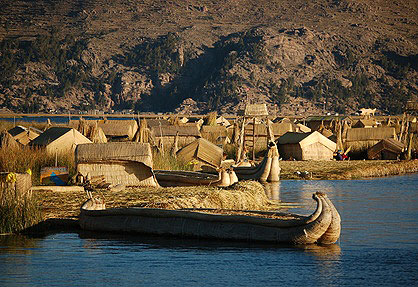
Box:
[1,174,417,286]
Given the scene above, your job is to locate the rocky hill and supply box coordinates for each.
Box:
[0,0,416,115]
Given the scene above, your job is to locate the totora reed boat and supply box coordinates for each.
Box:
[79,192,341,245]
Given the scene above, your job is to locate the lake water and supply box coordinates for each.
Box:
[1,174,417,286]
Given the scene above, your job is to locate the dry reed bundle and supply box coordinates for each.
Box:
[205,112,217,126]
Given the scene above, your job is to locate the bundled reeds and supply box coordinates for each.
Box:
[35,180,279,219]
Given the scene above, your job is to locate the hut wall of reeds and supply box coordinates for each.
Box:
[277,131,336,160]
[176,138,223,171]
[30,127,92,155]
[75,142,158,187]
[150,125,200,150]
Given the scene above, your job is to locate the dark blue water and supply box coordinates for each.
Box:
[1,174,417,286]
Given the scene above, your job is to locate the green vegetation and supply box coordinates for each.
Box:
[0,30,90,112]
[124,33,182,75]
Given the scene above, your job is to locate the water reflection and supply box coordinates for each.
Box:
[0,234,39,255]
[263,182,280,201]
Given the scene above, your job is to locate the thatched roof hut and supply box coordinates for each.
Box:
[352,119,378,128]
[97,119,138,140]
[277,131,337,160]
[150,125,201,150]
[146,118,171,128]
[8,126,39,145]
[76,142,158,187]
[367,138,405,160]
[30,127,92,154]
[176,138,223,171]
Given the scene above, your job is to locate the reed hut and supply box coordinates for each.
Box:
[352,119,378,128]
[367,138,405,160]
[345,127,396,151]
[176,138,223,171]
[30,127,92,155]
[150,125,201,151]
[75,142,158,187]
[277,131,337,160]
[97,119,138,141]
[7,126,40,145]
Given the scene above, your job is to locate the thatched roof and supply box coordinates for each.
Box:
[367,138,405,159]
[151,125,200,137]
[216,116,231,127]
[346,127,396,141]
[146,118,171,128]
[242,104,269,117]
[277,132,311,144]
[98,119,138,138]
[177,138,223,167]
[30,127,73,146]
[278,131,336,150]
[8,126,40,145]
[8,126,26,137]
[352,119,377,128]
[76,142,153,167]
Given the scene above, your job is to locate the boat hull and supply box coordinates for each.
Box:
[79,193,340,245]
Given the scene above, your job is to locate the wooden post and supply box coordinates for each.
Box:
[252,117,256,160]
[236,118,245,163]
[406,133,413,160]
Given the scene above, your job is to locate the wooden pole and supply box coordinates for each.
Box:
[406,133,413,160]
[236,118,245,163]
[252,117,256,161]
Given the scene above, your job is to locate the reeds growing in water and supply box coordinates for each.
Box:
[0,178,42,234]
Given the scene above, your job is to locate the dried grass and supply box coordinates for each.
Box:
[280,159,418,180]
[0,145,75,185]
[34,181,280,219]
[1,185,43,234]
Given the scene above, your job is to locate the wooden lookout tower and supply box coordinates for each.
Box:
[237,104,269,162]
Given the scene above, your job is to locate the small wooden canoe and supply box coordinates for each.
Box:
[79,192,340,245]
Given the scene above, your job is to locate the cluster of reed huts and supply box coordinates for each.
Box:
[1,103,416,188]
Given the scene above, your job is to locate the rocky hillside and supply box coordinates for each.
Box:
[0,0,416,115]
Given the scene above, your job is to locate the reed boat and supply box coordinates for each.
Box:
[79,192,341,245]
[154,169,238,187]
[234,142,281,182]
